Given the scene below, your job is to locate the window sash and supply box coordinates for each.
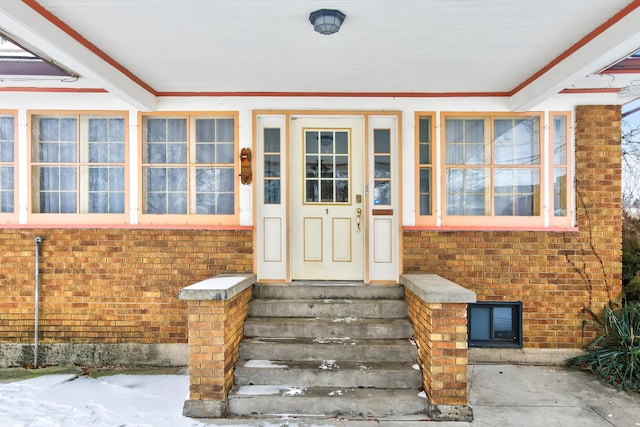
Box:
[0,113,16,215]
[468,302,522,348]
[141,115,237,218]
[442,114,543,221]
[30,114,127,216]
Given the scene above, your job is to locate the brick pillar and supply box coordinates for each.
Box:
[179,275,255,418]
[402,274,474,421]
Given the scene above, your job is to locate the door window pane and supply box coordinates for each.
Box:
[304,129,350,204]
[0,116,14,213]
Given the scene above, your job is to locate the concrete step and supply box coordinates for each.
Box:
[243,317,413,340]
[235,359,422,389]
[248,298,408,319]
[238,338,417,363]
[253,283,405,300]
[227,386,429,418]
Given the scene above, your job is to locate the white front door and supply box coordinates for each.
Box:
[290,117,365,280]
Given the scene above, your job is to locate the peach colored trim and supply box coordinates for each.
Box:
[439,112,547,228]
[23,0,157,95]
[403,225,579,232]
[512,0,640,95]
[549,111,573,228]
[2,223,252,230]
[137,111,241,226]
[414,112,437,227]
[26,110,130,224]
[158,91,510,98]
[0,87,107,93]
[560,88,620,94]
[0,110,18,224]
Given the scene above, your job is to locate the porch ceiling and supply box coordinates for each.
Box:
[2,0,640,111]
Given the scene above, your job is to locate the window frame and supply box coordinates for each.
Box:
[27,110,129,225]
[138,111,240,226]
[0,110,18,224]
[414,112,436,226]
[549,111,573,227]
[441,112,545,227]
[468,301,523,348]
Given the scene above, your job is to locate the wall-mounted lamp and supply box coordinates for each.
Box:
[309,9,346,35]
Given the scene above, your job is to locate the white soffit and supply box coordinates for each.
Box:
[0,0,639,109]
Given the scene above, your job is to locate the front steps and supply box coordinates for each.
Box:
[228,283,429,421]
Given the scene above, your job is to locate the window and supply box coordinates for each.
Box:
[0,112,16,218]
[415,113,435,226]
[140,113,238,224]
[30,113,127,222]
[468,302,522,348]
[304,129,350,204]
[264,128,281,204]
[445,115,541,222]
[373,129,392,206]
[551,112,571,225]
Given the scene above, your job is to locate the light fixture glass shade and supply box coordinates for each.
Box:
[309,9,346,35]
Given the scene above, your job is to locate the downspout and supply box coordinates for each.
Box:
[34,236,42,368]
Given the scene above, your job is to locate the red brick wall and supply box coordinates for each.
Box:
[403,105,622,349]
[0,228,253,344]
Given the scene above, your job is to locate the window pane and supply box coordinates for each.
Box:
[265,180,281,204]
[168,119,186,142]
[109,118,125,142]
[167,168,187,191]
[470,307,491,340]
[374,129,390,153]
[167,143,187,163]
[336,180,349,203]
[465,120,484,143]
[554,167,568,216]
[494,168,539,216]
[419,142,431,165]
[216,119,234,141]
[374,181,390,205]
[146,119,166,142]
[39,118,59,141]
[264,128,280,153]
[147,143,166,163]
[0,117,13,141]
[419,168,431,215]
[265,155,281,177]
[446,168,486,215]
[216,143,234,164]
[493,307,513,340]
[168,193,187,214]
[306,180,319,202]
[554,116,568,164]
[494,118,539,165]
[336,156,348,178]
[59,118,76,142]
[335,131,349,154]
[88,118,108,142]
[1,141,13,162]
[0,166,14,213]
[375,156,390,178]
[306,155,318,178]
[321,180,333,202]
[196,143,215,163]
[89,142,108,163]
[196,119,215,142]
[320,132,333,154]
[217,193,234,214]
[306,131,318,154]
[216,168,235,192]
[445,119,462,142]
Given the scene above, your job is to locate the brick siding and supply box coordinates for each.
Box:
[0,228,253,344]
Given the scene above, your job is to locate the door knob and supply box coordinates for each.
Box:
[356,208,362,233]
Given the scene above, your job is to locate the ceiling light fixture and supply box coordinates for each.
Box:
[309,9,346,35]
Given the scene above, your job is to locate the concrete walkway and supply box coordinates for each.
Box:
[207,364,640,427]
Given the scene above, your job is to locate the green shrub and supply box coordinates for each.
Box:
[566,304,640,392]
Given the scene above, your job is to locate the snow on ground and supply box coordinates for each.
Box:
[0,373,333,427]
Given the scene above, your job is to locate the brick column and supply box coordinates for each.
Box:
[179,275,255,418]
[401,274,475,422]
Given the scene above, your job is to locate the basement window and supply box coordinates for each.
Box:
[468,302,522,348]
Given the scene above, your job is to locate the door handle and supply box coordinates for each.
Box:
[356,208,362,233]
